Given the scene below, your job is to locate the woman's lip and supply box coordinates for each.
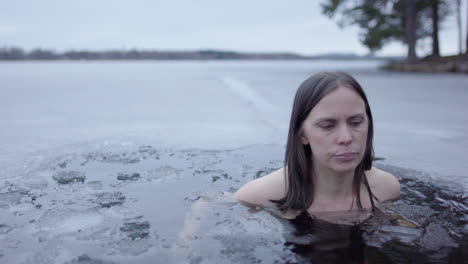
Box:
[334,152,358,161]
[335,152,357,156]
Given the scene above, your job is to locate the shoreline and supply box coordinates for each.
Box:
[382,54,468,74]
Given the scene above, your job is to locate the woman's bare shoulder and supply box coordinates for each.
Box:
[234,167,287,207]
[366,167,401,203]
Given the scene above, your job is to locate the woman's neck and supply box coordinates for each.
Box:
[312,166,355,201]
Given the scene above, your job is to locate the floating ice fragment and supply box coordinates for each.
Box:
[120,221,150,240]
[52,171,86,184]
[94,192,125,208]
[65,254,116,264]
[116,172,141,181]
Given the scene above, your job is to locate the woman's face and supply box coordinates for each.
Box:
[300,85,368,174]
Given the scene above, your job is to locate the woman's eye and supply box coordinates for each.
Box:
[350,120,363,127]
[320,123,334,130]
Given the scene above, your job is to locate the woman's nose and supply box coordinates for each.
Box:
[337,125,353,145]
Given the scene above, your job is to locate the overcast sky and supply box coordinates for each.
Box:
[1,0,466,56]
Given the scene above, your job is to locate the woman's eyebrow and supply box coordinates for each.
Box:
[315,113,365,122]
[315,118,336,123]
[349,113,365,119]
[348,113,365,119]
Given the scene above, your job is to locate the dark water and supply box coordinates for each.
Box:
[0,144,466,264]
[287,166,467,264]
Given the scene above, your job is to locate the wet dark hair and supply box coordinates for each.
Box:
[272,72,376,212]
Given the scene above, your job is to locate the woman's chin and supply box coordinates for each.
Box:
[330,162,359,174]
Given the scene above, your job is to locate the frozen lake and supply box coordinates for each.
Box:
[1,60,467,187]
[0,60,467,263]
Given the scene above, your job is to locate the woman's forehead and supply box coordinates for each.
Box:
[308,86,366,119]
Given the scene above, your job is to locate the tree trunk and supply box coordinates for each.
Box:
[405,0,417,62]
[432,0,440,57]
[466,0,468,55]
[457,0,462,55]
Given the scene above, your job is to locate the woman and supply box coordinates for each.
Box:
[235,72,400,220]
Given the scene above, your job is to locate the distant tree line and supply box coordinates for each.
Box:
[0,47,308,61]
[321,0,468,62]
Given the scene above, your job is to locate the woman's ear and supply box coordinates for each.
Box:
[299,128,309,145]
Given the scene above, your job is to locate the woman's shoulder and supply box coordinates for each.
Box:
[366,167,401,203]
[234,167,287,207]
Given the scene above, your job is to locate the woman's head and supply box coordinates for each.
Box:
[273,72,374,212]
[289,72,374,172]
